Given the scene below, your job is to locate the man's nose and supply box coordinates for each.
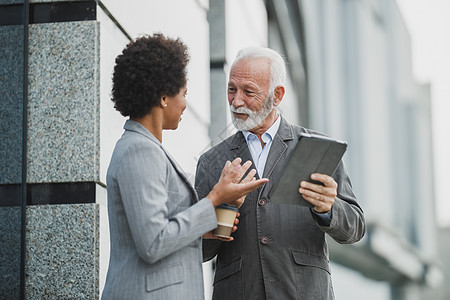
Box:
[231,90,245,107]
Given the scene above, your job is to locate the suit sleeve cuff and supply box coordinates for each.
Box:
[310,207,332,227]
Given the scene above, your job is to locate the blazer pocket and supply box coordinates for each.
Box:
[291,249,331,274]
[146,262,184,292]
[213,257,242,285]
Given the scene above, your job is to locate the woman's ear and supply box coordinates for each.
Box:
[273,86,285,106]
[160,96,167,108]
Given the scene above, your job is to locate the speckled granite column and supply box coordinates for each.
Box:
[27,22,99,183]
[25,18,101,299]
[26,204,99,298]
[1,1,102,298]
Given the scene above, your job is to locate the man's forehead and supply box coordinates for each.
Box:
[232,57,270,71]
[229,58,270,85]
[227,80,259,88]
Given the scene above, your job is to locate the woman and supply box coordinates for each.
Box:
[101,33,268,299]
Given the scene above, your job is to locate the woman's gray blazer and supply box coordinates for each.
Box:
[102,120,217,300]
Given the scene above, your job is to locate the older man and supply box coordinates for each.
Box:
[195,47,365,299]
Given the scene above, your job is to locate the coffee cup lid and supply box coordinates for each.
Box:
[217,203,238,211]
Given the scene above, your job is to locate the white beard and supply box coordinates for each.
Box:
[230,95,274,131]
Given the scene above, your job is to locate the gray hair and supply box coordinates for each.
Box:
[231,46,287,93]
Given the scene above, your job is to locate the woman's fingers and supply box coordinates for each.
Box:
[233,160,253,183]
[241,168,257,183]
[220,158,242,179]
[221,158,253,183]
[220,160,231,178]
[240,177,269,194]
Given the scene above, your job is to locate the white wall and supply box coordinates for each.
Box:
[99,0,211,177]
[97,1,212,296]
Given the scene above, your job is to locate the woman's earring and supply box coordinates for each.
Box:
[164,104,167,107]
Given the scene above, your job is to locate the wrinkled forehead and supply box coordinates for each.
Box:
[229,57,271,85]
[231,57,270,75]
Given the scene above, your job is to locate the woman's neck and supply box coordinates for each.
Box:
[132,109,163,142]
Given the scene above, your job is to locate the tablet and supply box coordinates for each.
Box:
[267,132,347,206]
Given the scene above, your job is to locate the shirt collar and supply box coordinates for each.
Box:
[242,115,281,142]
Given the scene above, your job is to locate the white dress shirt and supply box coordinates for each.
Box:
[242,116,281,178]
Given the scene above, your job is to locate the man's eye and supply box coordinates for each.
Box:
[228,88,236,93]
[245,90,255,95]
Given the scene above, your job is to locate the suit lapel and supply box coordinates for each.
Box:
[124,120,200,203]
[162,149,200,203]
[229,131,255,174]
[260,117,295,195]
[230,131,258,178]
[227,131,267,196]
[228,117,296,196]
[262,118,294,177]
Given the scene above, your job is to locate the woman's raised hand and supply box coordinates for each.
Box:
[206,158,269,208]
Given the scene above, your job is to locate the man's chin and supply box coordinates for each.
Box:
[232,118,257,131]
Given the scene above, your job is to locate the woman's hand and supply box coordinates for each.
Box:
[206,158,269,208]
[203,213,240,241]
[230,167,258,209]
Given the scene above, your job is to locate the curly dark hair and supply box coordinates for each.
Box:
[111,33,190,118]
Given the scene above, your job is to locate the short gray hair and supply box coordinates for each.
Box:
[231,46,287,93]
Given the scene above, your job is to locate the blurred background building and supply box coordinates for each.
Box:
[0,0,448,299]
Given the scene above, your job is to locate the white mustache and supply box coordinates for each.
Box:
[230,105,254,115]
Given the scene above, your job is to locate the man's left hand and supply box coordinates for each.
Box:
[299,173,337,213]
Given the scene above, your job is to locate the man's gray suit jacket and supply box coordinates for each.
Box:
[102,120,217,300]
[195,116,365,300]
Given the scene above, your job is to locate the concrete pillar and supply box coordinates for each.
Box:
[208,0,229,146]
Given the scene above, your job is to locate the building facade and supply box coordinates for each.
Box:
[0,0,444,299]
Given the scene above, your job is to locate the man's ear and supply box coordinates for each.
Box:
[273,86,285,106]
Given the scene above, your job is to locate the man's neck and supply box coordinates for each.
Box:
[248,109,278,146]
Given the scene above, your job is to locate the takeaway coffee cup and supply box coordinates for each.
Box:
[213,204,239,238]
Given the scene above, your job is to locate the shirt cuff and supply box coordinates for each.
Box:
[310,208,332,227]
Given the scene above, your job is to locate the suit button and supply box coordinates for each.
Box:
[260,236,269,244]
[258,198,267,206]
